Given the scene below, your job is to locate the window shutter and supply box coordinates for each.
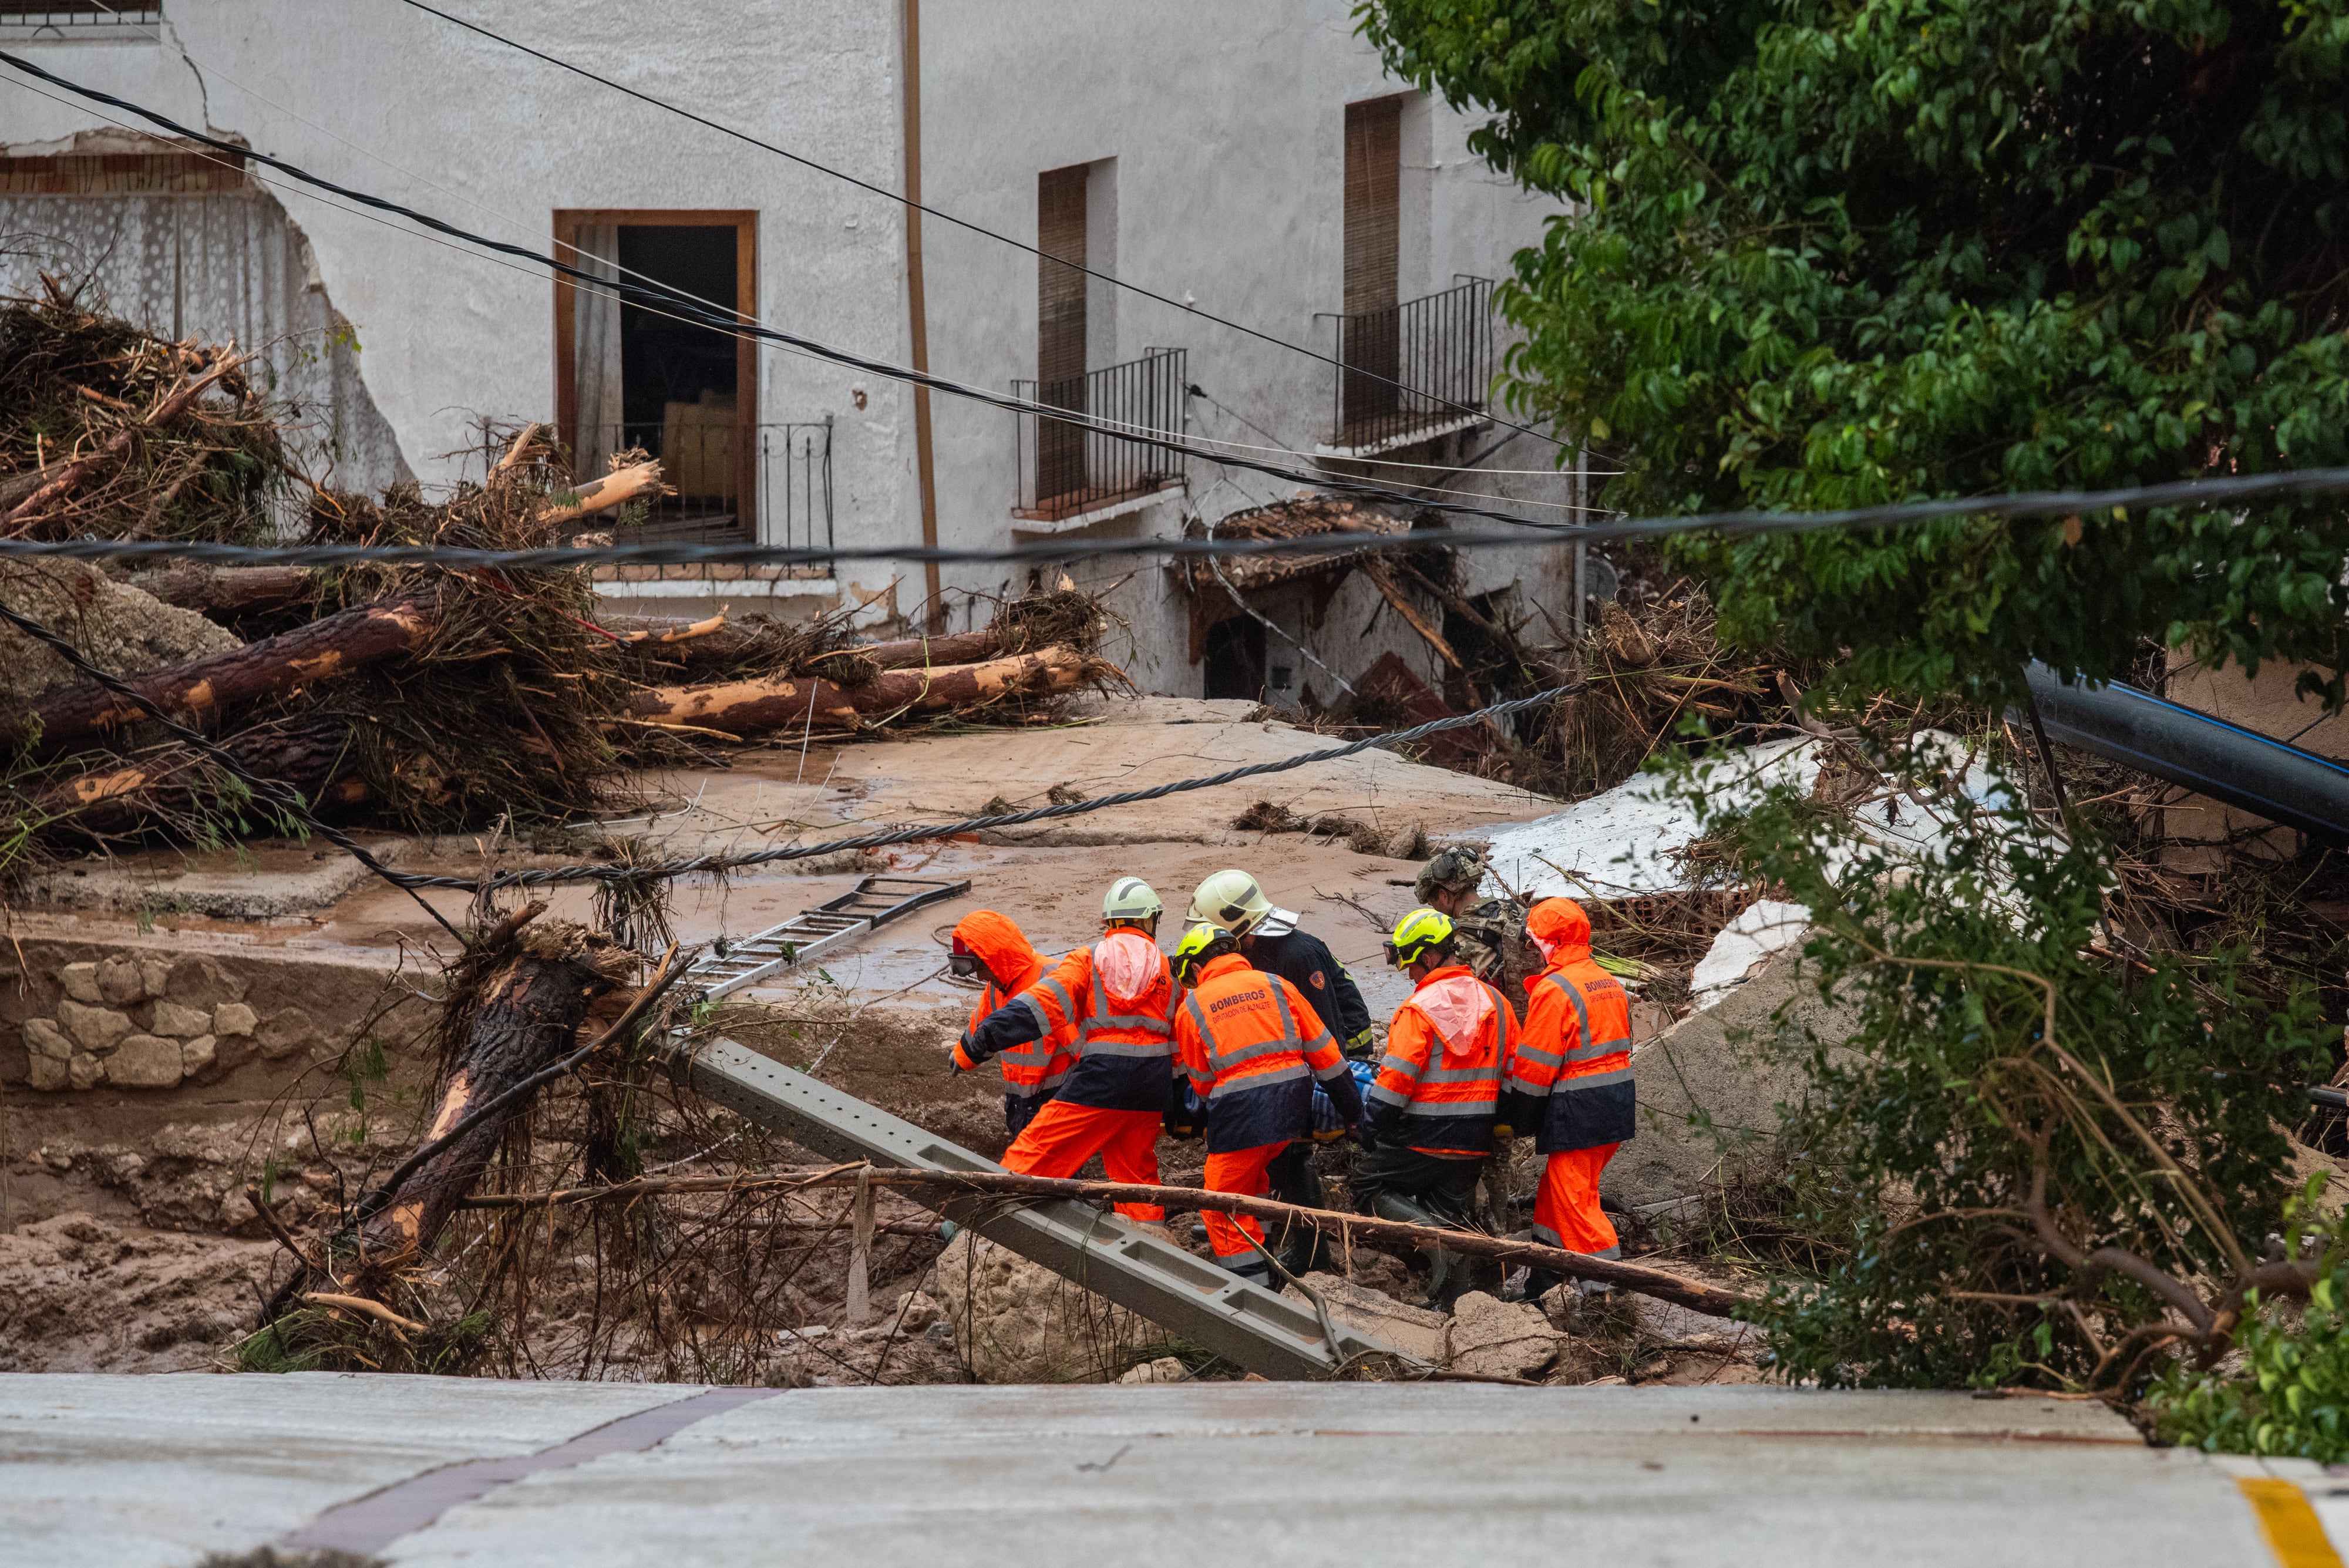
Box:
[1037,165,1089,387]
[1343,97,1401,319]
[1035,164,1091,504]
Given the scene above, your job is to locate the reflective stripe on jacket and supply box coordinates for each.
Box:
[1366,964,1513,1155]
[1504,954,1636,1155]
[1012,930,1180,1113]
[1174,953,1360,1153]
[948,912,1076,1100]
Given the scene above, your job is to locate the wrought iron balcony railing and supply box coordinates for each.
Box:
[537,418,833,554]
[1012,347,1187,522]
[1322,276,1494,456]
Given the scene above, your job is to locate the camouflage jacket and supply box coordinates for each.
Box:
[1452,899,1538,1017]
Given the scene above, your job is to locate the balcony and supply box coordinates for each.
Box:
[550,418,833,557]
[1319,276,1494,459]
[0,2,163,33]
[1012,347,1187,527]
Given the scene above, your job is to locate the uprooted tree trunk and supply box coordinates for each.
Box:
[125,564,317,617]
[40,719,368,836]
[597,617,1013,674]
[4,594,438,750]
[354,914,634,1281]
[623,644,1108,736]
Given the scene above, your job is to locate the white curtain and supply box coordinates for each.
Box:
[571,223,623,481]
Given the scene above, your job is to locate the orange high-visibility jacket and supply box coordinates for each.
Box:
[1501,899,1636,1155]
[972,928,1181,1113]
[1366,963,1515,1155]
[948,911,1076,1102]
[1175,952,1361,1152]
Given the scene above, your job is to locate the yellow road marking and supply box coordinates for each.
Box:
[2239,1477,2347,1568]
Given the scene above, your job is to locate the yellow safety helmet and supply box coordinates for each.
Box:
[1384,907,1456,969]
[1101,876,1164,926]
[1187,868,1274,936]
[1171,921,1233,984]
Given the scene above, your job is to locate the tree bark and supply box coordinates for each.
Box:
[6,594,436,750]
[41,722,368,836]
[601,617,1001,673]
[358,920,630,1273]
[622,645,1098,735]
[125,564,315,617]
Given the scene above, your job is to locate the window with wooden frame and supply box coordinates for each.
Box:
[553,209,756,544]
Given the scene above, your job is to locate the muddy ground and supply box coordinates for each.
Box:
[0,697,1755,1386]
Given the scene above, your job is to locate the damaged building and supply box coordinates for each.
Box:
[0,0,1577,702]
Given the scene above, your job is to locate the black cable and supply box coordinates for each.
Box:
[392,685,1574,891]
[0,598,466,942]
[4,462,2349,577]
[0,52,1569,537]
[390,0,1569,455]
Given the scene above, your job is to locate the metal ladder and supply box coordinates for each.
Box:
[684,874,971,1001]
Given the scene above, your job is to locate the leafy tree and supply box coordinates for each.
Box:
[1358,0,2349,705]
[1681,750,2329,1390]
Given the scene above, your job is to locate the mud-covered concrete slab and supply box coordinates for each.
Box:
[0,1372,696,1568]
[0,1377,2282,1568]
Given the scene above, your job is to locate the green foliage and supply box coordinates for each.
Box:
[2149,1188,2349,1458]
[1675,741,2329,1387]
[1358,0,2349,706]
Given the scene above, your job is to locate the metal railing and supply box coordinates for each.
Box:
[1322,275,1494,454]
[537,418,833,553]
[0,3,163,22]
[1012,347,1186,521]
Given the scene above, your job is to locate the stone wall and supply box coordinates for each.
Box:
[0,941,391,1095]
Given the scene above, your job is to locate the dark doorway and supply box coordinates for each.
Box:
[1203,614,1268,701]
[555,210,755,543]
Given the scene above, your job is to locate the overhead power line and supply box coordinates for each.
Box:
[391,0,1570,454]
[3,463,2345,576]
[0,51,1574,536]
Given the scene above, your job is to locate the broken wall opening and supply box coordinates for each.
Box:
[0,132,413,496]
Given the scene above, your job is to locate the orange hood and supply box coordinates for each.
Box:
[1526,897,1593,968]
[954,910,1042,992]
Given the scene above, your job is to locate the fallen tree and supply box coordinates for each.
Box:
[356,913,638,1275]
[456,1163,1751,1319]
[624,644,1110,736]
[4,594,438,749]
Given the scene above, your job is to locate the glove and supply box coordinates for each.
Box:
[1355,1122,1381,1153]
[948,1033,977,1075]
[1493,1123,1515,1144]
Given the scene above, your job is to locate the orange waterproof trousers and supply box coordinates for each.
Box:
[1532,1143,1621,1259]
[1200,1141,1287,1277]
[1001,1100,1166,1222]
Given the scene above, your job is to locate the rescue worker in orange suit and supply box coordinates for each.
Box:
[1499,897,1636,1300]
[1185,868,1372,1269]
[1170,924,1361,1283]
[957,877,1182,1224]
[946,911,1076,1140]
[1355,906,1517,1305]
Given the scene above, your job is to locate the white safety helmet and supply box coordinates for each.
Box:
[1187,869,1274,936]
[1101,876,1165,926]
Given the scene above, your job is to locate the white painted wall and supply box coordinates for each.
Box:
[0,1,1576,694]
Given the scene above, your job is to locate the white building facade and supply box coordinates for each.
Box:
[0,1,1578,705]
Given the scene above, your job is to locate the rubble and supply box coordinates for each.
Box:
[935,1229,1175,1383]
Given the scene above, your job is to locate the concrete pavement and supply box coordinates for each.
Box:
[0,1375,2320,1567]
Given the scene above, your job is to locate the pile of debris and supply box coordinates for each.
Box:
[0,290,1130,881]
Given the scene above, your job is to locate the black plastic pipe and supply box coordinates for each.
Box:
[2021,662,2349,844]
